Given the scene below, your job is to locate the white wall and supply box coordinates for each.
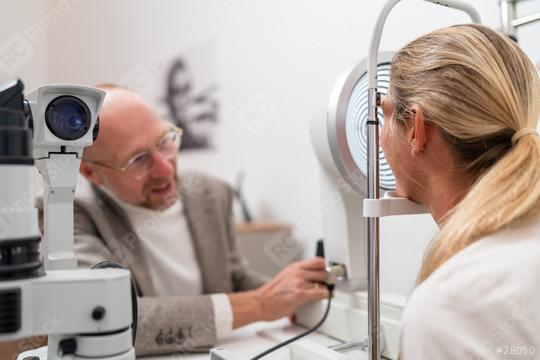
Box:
[12,0,540,296]
[0,1,51,90]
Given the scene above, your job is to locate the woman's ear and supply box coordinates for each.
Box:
[408,105,427,157]
[381,96,393,119]
[80,161,104,186]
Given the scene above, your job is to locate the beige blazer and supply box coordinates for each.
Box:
[38,172,265,356]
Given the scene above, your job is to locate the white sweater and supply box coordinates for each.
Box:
[103,189,234,339]
[400,218,540,359]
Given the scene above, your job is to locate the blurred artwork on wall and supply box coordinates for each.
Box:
[160,44,218,150]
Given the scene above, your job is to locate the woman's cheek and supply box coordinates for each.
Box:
[381,128,407,197]
[381,126,396,169]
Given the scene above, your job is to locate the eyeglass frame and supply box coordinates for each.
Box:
[82,122,183,176]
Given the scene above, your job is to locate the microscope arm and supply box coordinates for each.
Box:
[36,155,81,271]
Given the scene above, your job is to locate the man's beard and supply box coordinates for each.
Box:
[143,174,178,210]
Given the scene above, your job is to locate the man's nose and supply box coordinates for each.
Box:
[149,151,174,178]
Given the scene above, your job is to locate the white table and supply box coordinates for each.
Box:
[144,319,341,360]
[17,320,341,360]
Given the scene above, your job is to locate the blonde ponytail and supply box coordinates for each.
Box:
[387,24,540,283]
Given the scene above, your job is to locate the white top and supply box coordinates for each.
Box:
[118,199,203,295]
[400,218,540,359]
[104,189,234,339]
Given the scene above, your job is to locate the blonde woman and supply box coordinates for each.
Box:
[380,24,540,359]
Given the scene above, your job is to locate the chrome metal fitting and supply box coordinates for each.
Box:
[325,264,347,285]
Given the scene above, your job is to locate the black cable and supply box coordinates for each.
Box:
[250,284,335,360]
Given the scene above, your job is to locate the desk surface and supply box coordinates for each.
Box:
[145,319,340,360]
[17,320,340,360]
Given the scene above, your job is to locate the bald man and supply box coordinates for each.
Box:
[50,85,329,356]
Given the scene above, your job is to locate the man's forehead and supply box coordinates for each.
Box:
[101,89,146,115]
[93,89,164,161]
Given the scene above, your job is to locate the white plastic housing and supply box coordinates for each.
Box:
[0,269,132,340]
[0,166,39,240]
[310,53,394,289]
[26,84,105,159]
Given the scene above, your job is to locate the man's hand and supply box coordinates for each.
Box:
[255,257,329,321]
[229,257,328,328]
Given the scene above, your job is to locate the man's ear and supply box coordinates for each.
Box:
[80,161,104,186]
[407,105,428,157]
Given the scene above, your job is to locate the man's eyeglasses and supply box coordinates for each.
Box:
[83,123,183,179]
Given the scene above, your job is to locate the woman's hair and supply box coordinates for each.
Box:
[387,24,540,283]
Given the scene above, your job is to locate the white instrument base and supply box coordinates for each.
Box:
[293,290,405,360]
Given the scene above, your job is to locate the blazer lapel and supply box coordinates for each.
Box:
[180,177,231,294]
[93,186,154,294]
